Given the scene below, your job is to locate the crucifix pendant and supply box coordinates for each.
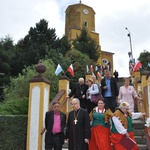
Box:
[74,119,78,124]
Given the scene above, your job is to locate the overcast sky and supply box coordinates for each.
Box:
[1,0,150,77]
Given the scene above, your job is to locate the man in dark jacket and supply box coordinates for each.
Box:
[101,70,119,112]
[44,102,66,150]
[67,77,88,109]
[66,98,90,150]
[113,70,119,82]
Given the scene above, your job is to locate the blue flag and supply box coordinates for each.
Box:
[55,64,63,75]
[95,66,98,71]
[86,65,89,73]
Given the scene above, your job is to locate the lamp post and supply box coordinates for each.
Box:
[125,27,135,77]
[125,27,133,60]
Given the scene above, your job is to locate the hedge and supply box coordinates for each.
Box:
[0,115,27,150]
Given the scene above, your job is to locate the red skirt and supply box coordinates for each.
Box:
[111,131,139,150]
[89,124,112,150]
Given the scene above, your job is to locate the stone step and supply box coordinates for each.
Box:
[62,142,68,149]
[63,144,148,150]
[135,136,146,144]
[132,119,145,129]
[138,144,148,150]
[133,129,145,136]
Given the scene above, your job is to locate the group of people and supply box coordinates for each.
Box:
[68,70,118,114]
[43,70,146,150]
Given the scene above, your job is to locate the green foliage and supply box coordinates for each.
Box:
[0,36,16,101]
[0,98,28,115]
[14,19,71,75]
[0,115,27,150]
[14,19,59,73]
[138,50,150,71]
[3,66,36,101]
[58,35,71,56]
[65,49,92,88]
[72,27,100,62]
[1,59,58,115]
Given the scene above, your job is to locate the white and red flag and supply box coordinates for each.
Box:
[90,65,94,72]
[133,60,142,72]
[67,64,74,76]
[96,71,101,78]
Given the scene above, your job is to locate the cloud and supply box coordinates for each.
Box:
[0,0,150,77]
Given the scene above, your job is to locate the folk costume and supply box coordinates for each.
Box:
[66,108,90,150]
[111,109,142,150]
[89,107,113,150]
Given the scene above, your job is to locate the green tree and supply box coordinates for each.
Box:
[58,35,71,56]
[65,49,92,88]
[0,36,15,101]
[138,50,150,71]
[14,19,59,73]
[0,59,58,115]
[14,19,71,75]
[72,28,100,62]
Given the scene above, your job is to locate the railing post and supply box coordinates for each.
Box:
[26,60,50,150]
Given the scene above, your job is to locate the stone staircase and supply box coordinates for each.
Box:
[132,119,148,150]
[62,119,148,150]
[62,78,148,150]
[117,77,148,149]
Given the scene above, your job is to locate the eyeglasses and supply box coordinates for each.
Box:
[71,103,78,105]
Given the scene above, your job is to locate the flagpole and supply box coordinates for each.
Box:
[64,70,68,75]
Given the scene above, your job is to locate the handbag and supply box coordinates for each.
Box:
[90,83,102,104]
[91,93,102,104]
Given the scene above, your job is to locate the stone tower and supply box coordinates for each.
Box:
[65,1,114,73]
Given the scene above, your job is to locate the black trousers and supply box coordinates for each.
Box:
[79,98,87,109]
[87,99,97,114]
[45,133,62,150]
[104,97,117,113]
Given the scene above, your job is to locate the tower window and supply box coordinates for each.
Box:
[84,21,88,27]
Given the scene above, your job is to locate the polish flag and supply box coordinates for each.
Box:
[100,66,103,71]
[133,60,142,72]
[90,65,94,72]
[67,64,74,76]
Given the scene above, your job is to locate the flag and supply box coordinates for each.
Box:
[99,66,103,72]
[86,65,89,73]
[133,60,142,72]
[95,66,98,71]
[96,71,101,78]
[90,65,94,72]
[55,64,63,75]
[67,64,74,76]
[92,72,95,76]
